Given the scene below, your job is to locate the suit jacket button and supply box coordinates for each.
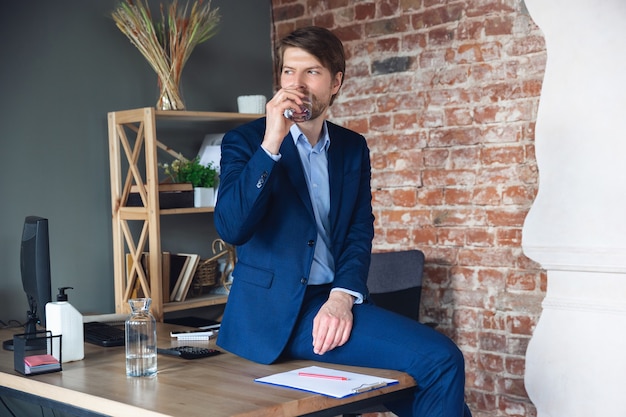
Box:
[307,240,315,246]
[301,278,307,285]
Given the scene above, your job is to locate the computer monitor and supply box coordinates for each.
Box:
[2,216,53,351]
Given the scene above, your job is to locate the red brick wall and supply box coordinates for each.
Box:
[270,1,547,416]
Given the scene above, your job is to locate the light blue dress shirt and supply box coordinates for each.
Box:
[292,123,334,285]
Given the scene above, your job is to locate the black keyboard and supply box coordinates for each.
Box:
[84,322,125,347]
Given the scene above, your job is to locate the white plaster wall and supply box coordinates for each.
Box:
[523,0,626,269]
[522,1,626,416]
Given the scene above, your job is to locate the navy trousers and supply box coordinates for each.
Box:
[284,284,472,417]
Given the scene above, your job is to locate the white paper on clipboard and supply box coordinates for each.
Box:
[255,365,398,398]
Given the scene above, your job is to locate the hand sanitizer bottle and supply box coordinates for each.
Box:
[46,287,84,363]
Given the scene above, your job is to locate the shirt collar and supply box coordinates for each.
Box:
[290,122,330,152]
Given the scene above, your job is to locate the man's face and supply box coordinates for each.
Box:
[280,47,342,119]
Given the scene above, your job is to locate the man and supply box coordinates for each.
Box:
[214,26,471,417]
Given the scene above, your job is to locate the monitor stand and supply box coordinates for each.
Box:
[2,312,47,351]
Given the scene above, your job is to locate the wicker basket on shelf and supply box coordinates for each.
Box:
[189,238,234,297]
[193,258,218,288]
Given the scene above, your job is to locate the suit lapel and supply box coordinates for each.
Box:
[279,125,347,230]
[327,124,344,233]
[280,134,315,219]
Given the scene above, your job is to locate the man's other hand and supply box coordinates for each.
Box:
[312,291,354,355]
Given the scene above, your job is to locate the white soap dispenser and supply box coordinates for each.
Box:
[46,286,84,363]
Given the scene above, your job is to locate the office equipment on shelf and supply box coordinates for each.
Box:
[83,322,125,347]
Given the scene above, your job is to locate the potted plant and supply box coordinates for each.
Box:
[160,157,218,207]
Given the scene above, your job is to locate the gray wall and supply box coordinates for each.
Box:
[0,0,273,322]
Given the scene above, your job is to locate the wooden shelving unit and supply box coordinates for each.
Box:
[107,107,258,321]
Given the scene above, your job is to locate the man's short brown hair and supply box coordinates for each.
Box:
[276,26,345,105]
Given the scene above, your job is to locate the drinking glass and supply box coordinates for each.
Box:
[283,92,312,122]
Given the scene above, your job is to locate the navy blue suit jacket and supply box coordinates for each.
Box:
[214,118,374,364]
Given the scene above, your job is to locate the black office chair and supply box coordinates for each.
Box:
[367,249,424,321]
[342,250,425,417]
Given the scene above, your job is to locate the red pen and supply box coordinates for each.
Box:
[298,372,349,381]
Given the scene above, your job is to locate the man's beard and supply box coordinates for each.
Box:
[309,94,329,120]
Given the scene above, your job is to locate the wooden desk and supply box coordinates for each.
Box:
[0,324,415,417]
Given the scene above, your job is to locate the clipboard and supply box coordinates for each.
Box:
[255,365,398,398]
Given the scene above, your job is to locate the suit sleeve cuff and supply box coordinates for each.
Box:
[261,145,281,161]
[331,288,364,304]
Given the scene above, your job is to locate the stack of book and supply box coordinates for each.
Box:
[126,252,201,303]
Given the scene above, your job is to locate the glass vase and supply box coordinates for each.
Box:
[157,75,185,111]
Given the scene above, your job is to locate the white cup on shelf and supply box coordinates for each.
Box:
[237,95,266,114]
